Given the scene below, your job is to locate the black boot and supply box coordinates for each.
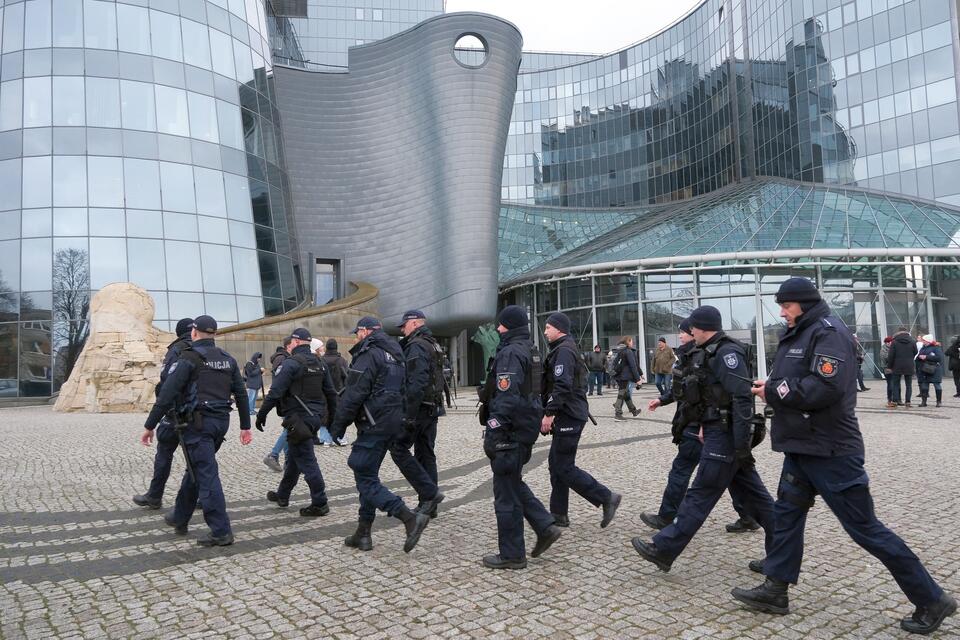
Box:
[900,592,957,634]
[936,389,943,407]
[748,558,765,573]
[482,554,527,570]
[344,520,373,551]
[416,492,445,519]
[531,525,562,558]
[640,512,671,530]
[299,503,330,517]
[197,532,234,547]
[163,511,187,535]
[133,494,162,509]
[631,538,673,572]
[396,506,430,553]
[551,513,570,527]
[600,493,622,528]
[919,395,928,407]
[266,490,289,507]
[726,516,760,533]
[731,578,790,615]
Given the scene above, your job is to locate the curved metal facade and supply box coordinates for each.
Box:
[274,13,522,334]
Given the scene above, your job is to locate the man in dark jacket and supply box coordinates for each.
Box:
[243,352,264,415]
[733,278,955,635]
[392,310,445,518]
[478,305,562,569]
[133,317,193,509]
[321,339,349,392]
[887,326,918,407]
[263,337,294,472]
[256,328,337,517]
[585,345,606,396]
[613,337,643,420]
[329,316,430,553]
[542,313,621,529]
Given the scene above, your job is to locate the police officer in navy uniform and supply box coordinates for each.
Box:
[632,305,774,572]
[479,305,562,570]
[329,316,430,553]
[134,317,193,509]
[541,312,621,529]
[732,278,956,635]
[141,315,251,546]
[641,318,762,533]
[393,310,445,518]
[256,328,336,517]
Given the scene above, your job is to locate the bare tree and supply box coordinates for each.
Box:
[52,248,90,385]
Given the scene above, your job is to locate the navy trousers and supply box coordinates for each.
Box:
[763,453,943,607]
[348,430,405,523]
[548,423,612,515]
[389,416,439,502]
[490,442,555,560]
[171,416,232,537]
[277,436,328,507]
[658,428,755,522]
[413,415,439,486]
[653,426,774,561]
[146,418,179,501]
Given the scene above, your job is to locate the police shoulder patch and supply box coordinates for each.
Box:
[497,373,512,391]
[167,361,178,374]
[554,364,564,376]
[274,364,282,375]
[816,354,839,378]
[723,353,739,369]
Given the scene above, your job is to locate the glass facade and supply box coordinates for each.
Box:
[502,0,960,208]
[0,0,302,397]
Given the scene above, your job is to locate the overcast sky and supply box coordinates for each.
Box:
[444,0,703,54]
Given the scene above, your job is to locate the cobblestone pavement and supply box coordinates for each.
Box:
[1,386,958,639]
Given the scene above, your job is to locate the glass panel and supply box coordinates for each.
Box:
[209,28,236,78]
[0,159,22,211]
[168,291,202,319]
[86,77,120,128]
[0,324,18,384]
[22,155,52,208]
[596,304,638,354]
[120,80,156,131]
[257,251,279,298]
[187,92,218,143]
[200,243,234,293]
[87,156,123,207]
[165,240,202,292]
[194,167,226,217]
[236,295,262,323]
[22,208,51,237]
[20,316,51,397]
[116,4,150,55]
[2,3,24,55]
[535,282,558,313]
[149,9,183,62]
[203,293,237,323]
[52,156,86,206]
[84,0,117,50]
[160,162,196,213]
[89,237,126,288]
[126,209,163,238]
[231,247,260,296]
[52,0,84,47]
[197,215,227,240]
[223,172,252,220]
[53,208,86,235]
[216,100,243,149]
[23,77,52,128]
[127,238,166,289]
[0,239,21,296]
[162,211,197,241]
[560,277,592,308]
[123,158,161,209]
[181,19,211,69]
[227,220,255,249]
[155,85,190,137]
[88,208,123,236]
[0,79,23,131]
[24,0,52,49]
[21,238,52,290]
[596,274,638,304]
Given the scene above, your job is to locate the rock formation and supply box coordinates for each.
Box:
[54,283,173,413]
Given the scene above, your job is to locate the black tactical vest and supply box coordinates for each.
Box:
[181,345,234,413]
[411,333,445,403]
[280,353,327,413]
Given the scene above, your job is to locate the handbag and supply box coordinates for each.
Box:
[920,362,938,376]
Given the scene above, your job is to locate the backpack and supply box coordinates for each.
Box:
[411,333,446,404]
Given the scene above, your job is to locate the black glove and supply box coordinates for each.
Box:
[735,449,755,469]
[255,416,266,431]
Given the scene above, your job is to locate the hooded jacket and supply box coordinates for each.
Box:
[886,332,918,375]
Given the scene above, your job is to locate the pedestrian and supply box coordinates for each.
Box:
[321,339,349,392]
[329,316,431,553]
[916,335,944,407]
[393,309,446,518]
[243,352,264,415]
[631,305,774,573]
[263,337,294,471]
[651,337,676,396]
[585,344,606,396]
[541,312,622,530]
[887,326,918,407]
[133,317,194,509]
[880,336,894,405]
[605,349,616,389]
[732,277,956,635]
[477,305,562,569]
[141,315,252,546]
[441,351,454,408]
[256,328,336,516]
[852,333,869,392]
[944,335,960,397]
[612,336,642,420]
[640,318,760,534]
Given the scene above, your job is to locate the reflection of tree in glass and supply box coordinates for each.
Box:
[0,271,17,321]
[52,248,90,385]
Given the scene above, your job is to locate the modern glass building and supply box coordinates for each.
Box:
[497,0,960,380]
[0,0,303,397]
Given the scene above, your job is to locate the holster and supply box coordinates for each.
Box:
[282,413,315,445]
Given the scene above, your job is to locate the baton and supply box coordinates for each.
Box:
[587,412,598,426]
[173,419,196,483]
[335,387,377,426]
[292,394,315,417]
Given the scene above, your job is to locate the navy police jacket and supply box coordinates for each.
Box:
[156,334,191,398]
[694,332,755,453]
[485,326,542,447]
[542,335,589,425]
[400,325,443,421]
[330,329,405,438]
[258,343,338,424]
[145,338,249,430]
[764,300,864,457]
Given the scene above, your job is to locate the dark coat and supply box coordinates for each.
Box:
[614,344,642,382]
[258,344,338,424]
[542,335,589,424]
[483,326,542,447]
[243,352,263,390]
[321,351,349,391]
[886,333,918,375]
[916,344,944,384]
[585,350,605,372]
[329,330,405,438]
[944,338,960,372]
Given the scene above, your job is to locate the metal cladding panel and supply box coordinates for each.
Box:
[274,13,522,335]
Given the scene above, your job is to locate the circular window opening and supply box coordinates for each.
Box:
[454,33,488,68]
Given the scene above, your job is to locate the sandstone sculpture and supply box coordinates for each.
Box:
[54,283,173,413]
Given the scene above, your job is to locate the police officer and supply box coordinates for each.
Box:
[393,310,445,518]
[133,317,193,509]
[641,318,762,533]
[732,278,956,635]
[141,315,251,546]
[631,305,774,571]
[329,316,430,553]
[479,305,562,570]
[541,312,621,529]
[255,328,336,517]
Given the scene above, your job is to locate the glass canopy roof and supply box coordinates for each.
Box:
[498,178,960,281]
